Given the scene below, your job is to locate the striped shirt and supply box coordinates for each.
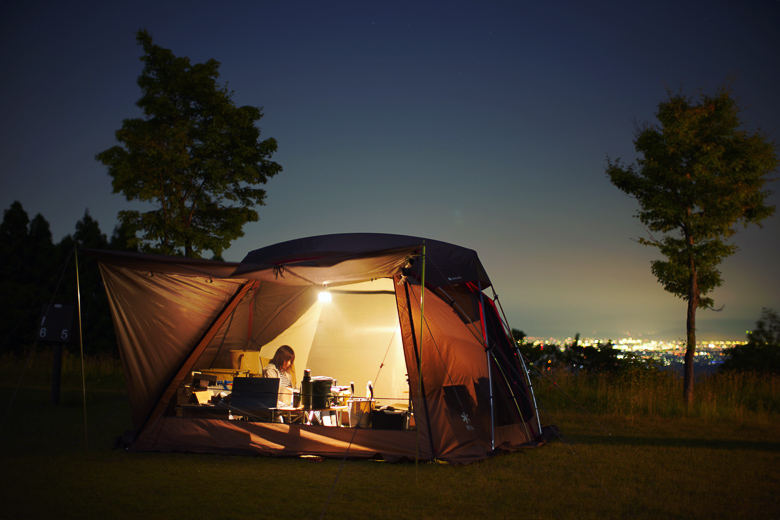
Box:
[262,363,293,405]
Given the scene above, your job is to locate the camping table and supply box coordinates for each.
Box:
[275,405,349,426]
[176,403,231,418]
[175,404,349,426]
[272,406,305,424]
[313,405,349,426]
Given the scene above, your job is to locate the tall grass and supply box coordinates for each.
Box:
[0,349,126,403]
[2,407,776,520]
[4,352,779,421]
[532,367,780,421]
[2,354,779,519]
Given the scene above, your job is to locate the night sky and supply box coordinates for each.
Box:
[2,1,779,341]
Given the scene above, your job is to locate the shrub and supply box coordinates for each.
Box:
[721,308,780,375]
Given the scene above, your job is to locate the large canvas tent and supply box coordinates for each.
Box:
[91,233,542,464]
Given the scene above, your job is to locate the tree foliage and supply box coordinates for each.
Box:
[606,87,777,403]
[0,201,127,355]
[721,308,780,374]
[96,29,282,258]
[0,202,58,350]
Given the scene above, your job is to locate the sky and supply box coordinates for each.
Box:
[1,0,779,341]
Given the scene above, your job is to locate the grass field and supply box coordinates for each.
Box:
[1,351,778,520]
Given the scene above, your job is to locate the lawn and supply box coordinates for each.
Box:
[1,353,778,520]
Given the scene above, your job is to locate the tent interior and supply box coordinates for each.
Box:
[194,277,410,411]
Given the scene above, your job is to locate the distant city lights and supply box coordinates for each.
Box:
[520,336,748,367]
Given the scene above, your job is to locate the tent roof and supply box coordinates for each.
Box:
[234,233,492,289]
[85,249,241,278]
[87,233,491,289]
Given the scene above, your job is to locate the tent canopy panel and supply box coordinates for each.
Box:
[99,262,246,430]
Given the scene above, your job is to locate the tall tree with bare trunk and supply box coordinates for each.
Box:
[606,87,777,406]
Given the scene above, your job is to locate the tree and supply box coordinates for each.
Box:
[606,87,777,405]
[0,202,57,351]
[0,202,129,355]
[511,328,527,344]
[96,29,282,258]
[511,329,565,370]
[721,308,780,374]
[109,220,139,253]
[563,340,653,375]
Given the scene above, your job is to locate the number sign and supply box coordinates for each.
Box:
[38,303,76,343]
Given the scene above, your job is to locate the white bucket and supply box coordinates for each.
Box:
[349,398,372,428]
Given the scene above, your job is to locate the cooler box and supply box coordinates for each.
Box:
[370,408,406,430]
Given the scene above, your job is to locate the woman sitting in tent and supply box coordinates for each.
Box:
[262,345,296,406]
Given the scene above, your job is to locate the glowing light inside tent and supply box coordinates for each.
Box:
[318,291,332,303]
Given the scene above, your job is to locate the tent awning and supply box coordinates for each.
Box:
[88,233,492,290]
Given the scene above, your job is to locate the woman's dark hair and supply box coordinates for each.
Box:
[270,345,295,371]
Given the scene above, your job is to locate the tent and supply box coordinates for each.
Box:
[91,233,542,464]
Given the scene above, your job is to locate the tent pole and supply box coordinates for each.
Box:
[75,248,88,449]
[402,278,435,461]
[477,282,495,451]
[493,290,542,433]
[416,243,426,475]
[486,348,494,451]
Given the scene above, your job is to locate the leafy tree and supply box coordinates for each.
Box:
[563,340,653,375]
[0,202,57,351]
[512,329,564,370]
[565,341,615,373]
[721,308,780,374]
[511,328,527,344]
[0,201,33,277]
[606,87,777,404]
[746,308,780,347]
[0,201,126,355]
[96,29,282,258]
[109,220,139,252]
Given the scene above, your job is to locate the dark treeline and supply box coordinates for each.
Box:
[0,200,135,355]
[721,308,780,375]
[4,196,777,373]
